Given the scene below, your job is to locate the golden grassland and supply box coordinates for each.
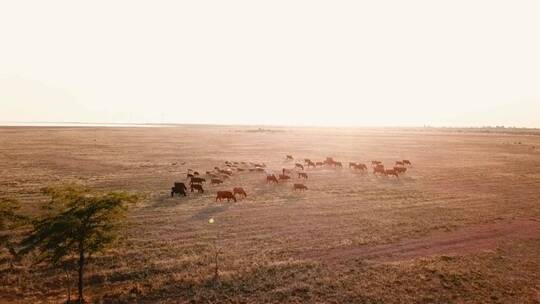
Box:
[1,126,539,303]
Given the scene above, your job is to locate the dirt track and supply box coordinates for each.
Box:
[302,219,540,264]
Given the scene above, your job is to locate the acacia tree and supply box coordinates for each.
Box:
[20,185,138,303]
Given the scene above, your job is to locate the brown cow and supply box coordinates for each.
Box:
[191,184,204,193]
[385,169,399,178]
[306,161,316,168]
[293,183,308,191]
[190,177,206,184]
[295,163,304,170]
[279,174,291,180]
[403,160,412,166]
[334,161,343,168]
[211,178,223,185]
[395,161,404,166]
[216,191,236,202]
[286,155,294,160]
[219,169,233,176]
[373,164,385,175]
[233,187,247,198]
[298,172,308,179]
[394,166,407,174]
[352,163,367,171]
[283,168,292,175]
[371,160,382,166]
[349,162,357,168]
[304,158,312,164]
[187,173,194,179]
[267,175,279,183]
[315,161,324,167]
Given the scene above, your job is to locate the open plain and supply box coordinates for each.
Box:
[1,126,539,303]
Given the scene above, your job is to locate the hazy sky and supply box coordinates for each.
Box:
[1,1,539,127]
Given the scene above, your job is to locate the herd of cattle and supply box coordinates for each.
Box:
[170,156,412,202]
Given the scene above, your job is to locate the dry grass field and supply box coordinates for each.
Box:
[1,126,540,303]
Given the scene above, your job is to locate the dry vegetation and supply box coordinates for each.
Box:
[1,126,540,303]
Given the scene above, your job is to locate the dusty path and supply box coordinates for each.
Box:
[302,219,540,264]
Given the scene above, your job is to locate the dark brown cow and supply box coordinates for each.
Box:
[187,173,194,179]
[395,161,404,166]
[279,174,291,180]
[190,177,206,184]
[304,158,312,164]
[193,171,200,176]
[171,182,187,197]
[191,184,204,193]
[349,162,357,168]
[403,160,412,166]
[293,183,308,191]
[211,178,223,185]
[385,169,399,178]
[315,161,324,167]
[371,160,382,166]
[233,187,247,198]
[334,161,343,168]
[216,191,236,202]
[267,175,279,183]
[298,172,308,179]
[283,168,292,175]
[295,163,304,170]
[306,161,316,168]
[286,155,294,160]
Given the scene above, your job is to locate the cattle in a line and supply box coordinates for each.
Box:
[298,172,308,179]
[293,183,308,191]
[295,163,304,170]
[171,182,187,197]
[267,175,279,183]
[233,187,247,198]
[211,178,223,185]
[216,191,236,202]
[191,184,204,193]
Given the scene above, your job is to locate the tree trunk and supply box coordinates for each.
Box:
[78,248,85,303]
